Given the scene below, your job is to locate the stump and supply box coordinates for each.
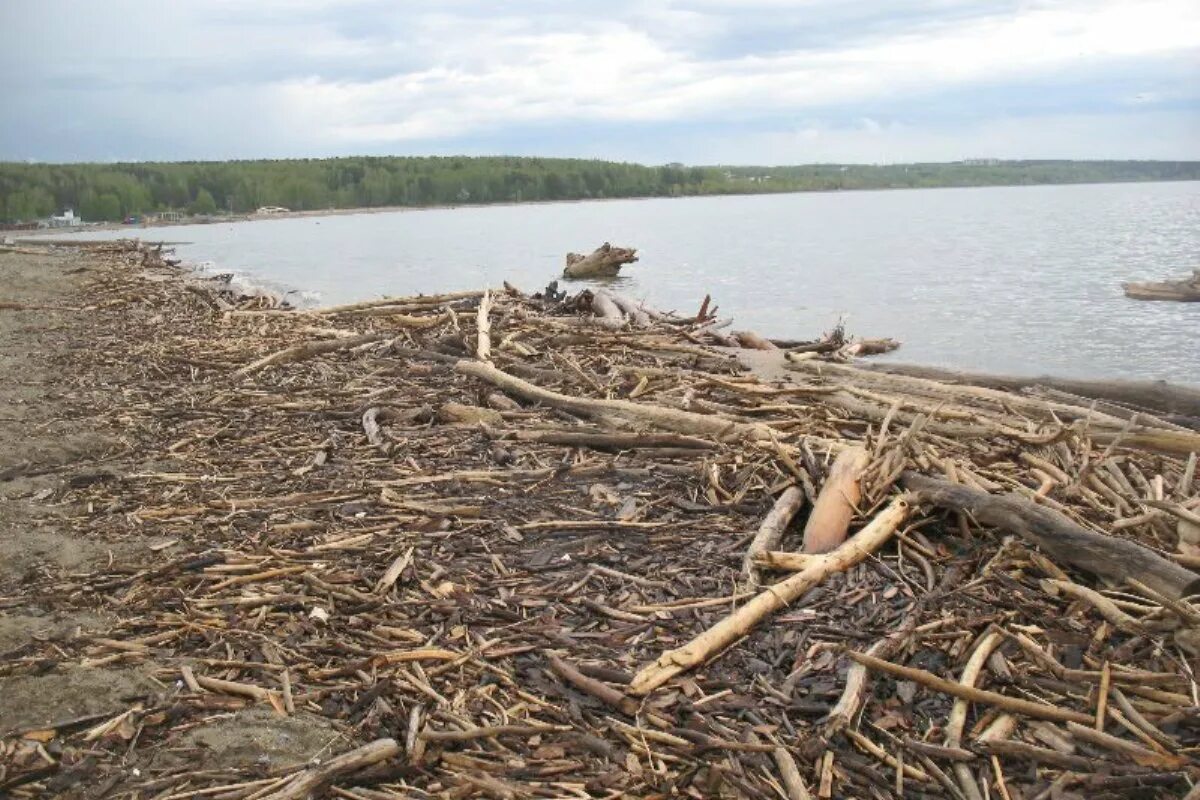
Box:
[563,243,639,278]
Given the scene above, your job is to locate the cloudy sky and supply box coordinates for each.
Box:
[2,0,1197,164]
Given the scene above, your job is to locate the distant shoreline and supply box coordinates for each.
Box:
[16,175,1200,236]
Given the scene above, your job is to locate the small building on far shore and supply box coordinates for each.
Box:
[256,206,290,215]
[42,208,82,228]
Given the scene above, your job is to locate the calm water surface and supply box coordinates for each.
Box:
[76,181,1199,383]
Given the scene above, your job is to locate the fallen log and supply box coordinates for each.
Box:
[629,496,910,695]
[803,446,869,553]
[563,243,639,278]
[454,359,773,442]
[741,485,806,589]
[860,362,1200,420]
[506,428,716,452]
[732,330,778,351]
[902,472,1200,601]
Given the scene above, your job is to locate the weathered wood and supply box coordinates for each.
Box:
[563,243,639,278]
[454,359,773,442]
[803,446,869,553]
[259,738,400,800]
[629,496,910,695]
[742,486,806,589]
[1123,271,1200,302]
[902,472,1200,600]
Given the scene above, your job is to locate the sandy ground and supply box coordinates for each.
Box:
[0,246,335,786]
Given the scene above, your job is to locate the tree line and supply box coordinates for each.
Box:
[2,156,1197,222]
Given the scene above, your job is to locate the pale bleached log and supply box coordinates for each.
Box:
[741,486,805,589]
[629,496,910,695]
[802,446,870,553]
[476,289,493,361]
[454,359,773,442]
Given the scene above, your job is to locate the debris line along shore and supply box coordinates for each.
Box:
[1,239,1199,799]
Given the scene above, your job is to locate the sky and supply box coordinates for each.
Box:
[1,0,1197,165]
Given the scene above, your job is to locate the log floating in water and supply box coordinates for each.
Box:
[1123,270,1200,302]
[563,242,639,278]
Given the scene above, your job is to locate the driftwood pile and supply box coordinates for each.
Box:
[2,240,1200,799]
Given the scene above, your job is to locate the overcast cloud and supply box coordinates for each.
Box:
[1,0,1197,163]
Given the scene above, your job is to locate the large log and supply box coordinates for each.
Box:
[1123,271,1200,302]
[802,446,869,553]
[902,472,1200,600]
[563,243,639,278]
[858,362,1200,420]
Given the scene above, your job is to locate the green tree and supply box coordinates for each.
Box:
[191,188,217,215]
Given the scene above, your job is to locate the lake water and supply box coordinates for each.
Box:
[68,181,1199,383]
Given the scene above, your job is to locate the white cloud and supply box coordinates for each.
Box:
[1,0,1197,161]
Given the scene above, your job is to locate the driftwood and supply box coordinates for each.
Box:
[629,496,910,695]
[1123,270,1200,302]
[902,472,1200,600]
[453,359,772,441]
[802,446,869,553]
[259,738,401,800]
[862,361,1200,419]
[236,332,390,376]
[741,486,806,589]
[563,242,639,278]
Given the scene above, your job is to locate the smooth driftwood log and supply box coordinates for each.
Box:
[588,289,625,329]
[742,486,806,589]
[732,330,779,351]
[629,496,910,695]
[454,359,773,442]
[563,243,639,278]
[803,446,870,553]
[902,472,1200,601]
[860,362,1200,419]
[259,738,400,800]
[1123,270,1200,302]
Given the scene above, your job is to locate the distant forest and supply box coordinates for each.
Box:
[2,157,1198,222]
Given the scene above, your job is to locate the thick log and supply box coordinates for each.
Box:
[563,243,639,278]
[1123,271,1200,302]
[902,472,1200,600]
[860,362,1200,420]
[732,330,779,351]
[629,496,910,695]
[803,447,869,553]
[741,486,806,589]
[588,289,624,329]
